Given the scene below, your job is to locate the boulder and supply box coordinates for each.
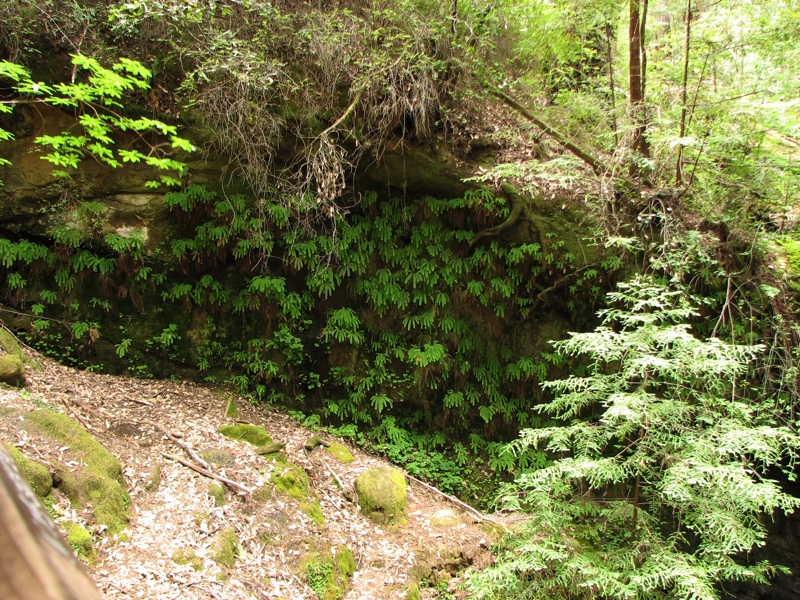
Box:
[354,467,407,526]
[0,354,25,386]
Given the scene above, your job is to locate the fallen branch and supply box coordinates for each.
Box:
[151,422,210,471]
[404,473,507,529]
[318,455,354,503]
[161,453,252,496]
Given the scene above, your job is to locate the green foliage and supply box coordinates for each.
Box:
[467,276,800,600]
[0,55,191,188]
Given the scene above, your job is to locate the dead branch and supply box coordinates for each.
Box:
[161,453,252,496]
[150,422,210,471]
[404,473,507,529]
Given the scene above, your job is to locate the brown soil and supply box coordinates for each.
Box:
[0,347,508,599]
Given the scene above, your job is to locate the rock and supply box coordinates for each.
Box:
[0,354,25,386]
[325,442,354,463]
[429,509,461,528]
[171,547,203,571]
[218,423,271,446]
[4,443,52,497]
[0,328,24,360]
[199,449,236,467]
[65,522,95,563]
[211,528,239,569]
[354,467,407,526]
[208,482,225,506]
[24,409,129,533]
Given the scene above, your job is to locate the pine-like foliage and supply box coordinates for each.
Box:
[468,276,800,600]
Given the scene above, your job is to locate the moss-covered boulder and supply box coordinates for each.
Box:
[200,448,236,467]
[208,482,225,506]
[218,423,271,446]
[270,461,310,501]
[65,522,94,563]
[325,442,354,463]
[0,328,24,360]
[354,468,407,526]
[0,353,25,386]
[4,443,52,497]
[172,547,203,571]
[211,528,239,568]
[23,409,129,533]
[270,459,325,526]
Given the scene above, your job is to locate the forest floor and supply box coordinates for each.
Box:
[0,347,508,600]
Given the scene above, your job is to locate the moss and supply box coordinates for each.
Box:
[211,527,239,568]
[335,546,356,579]
[325,442,354,464]
[200,448,236,467]
[270,461,310,501]
[0,327,24,360]
[218,423,272,446]
[253,484,273,502]
[24,409,129,533]
[256,441,287,455]
[354,468,407,527]
[146,464,161,491]
[4,443,53,497]
[65,522,94,563]
[208,482,225,506]
[172,547,203,571]
[405,583,421,600]
[224,395,239,418]
[302,546,357,600]
[193,511,210,526]
[301,500,326,527]
[0,354,25,386]
[304,435,326,450]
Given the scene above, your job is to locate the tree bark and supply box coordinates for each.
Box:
[629,0,650,162]
[676,0,693,185]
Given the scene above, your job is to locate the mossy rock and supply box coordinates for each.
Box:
[172,547,203,571]
[429,509,461,528]
[24,409,129,533]
[301,500,326,527]
[354,467,407,526]
[211,527,239,569]
[0,328,24,360]
[301,545,357,600]
[270,461,310,501]
[218,423,272,447]
[200,448,236,467]
[4,443,52,497]
[208,482,225,506]
[325,442,354,464]
[334,546,356,579]
[65,522,94,563]
[0,354,25,386]
[253,484,273,502]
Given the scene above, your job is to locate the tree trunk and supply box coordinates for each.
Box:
[629,0,650,163]
[676,0,693,185]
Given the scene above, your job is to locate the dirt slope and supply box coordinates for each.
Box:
[0,348,501,599]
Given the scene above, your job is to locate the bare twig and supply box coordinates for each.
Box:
[151,422,210,471]
[161,453,252,496]
[404,473,507,528]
